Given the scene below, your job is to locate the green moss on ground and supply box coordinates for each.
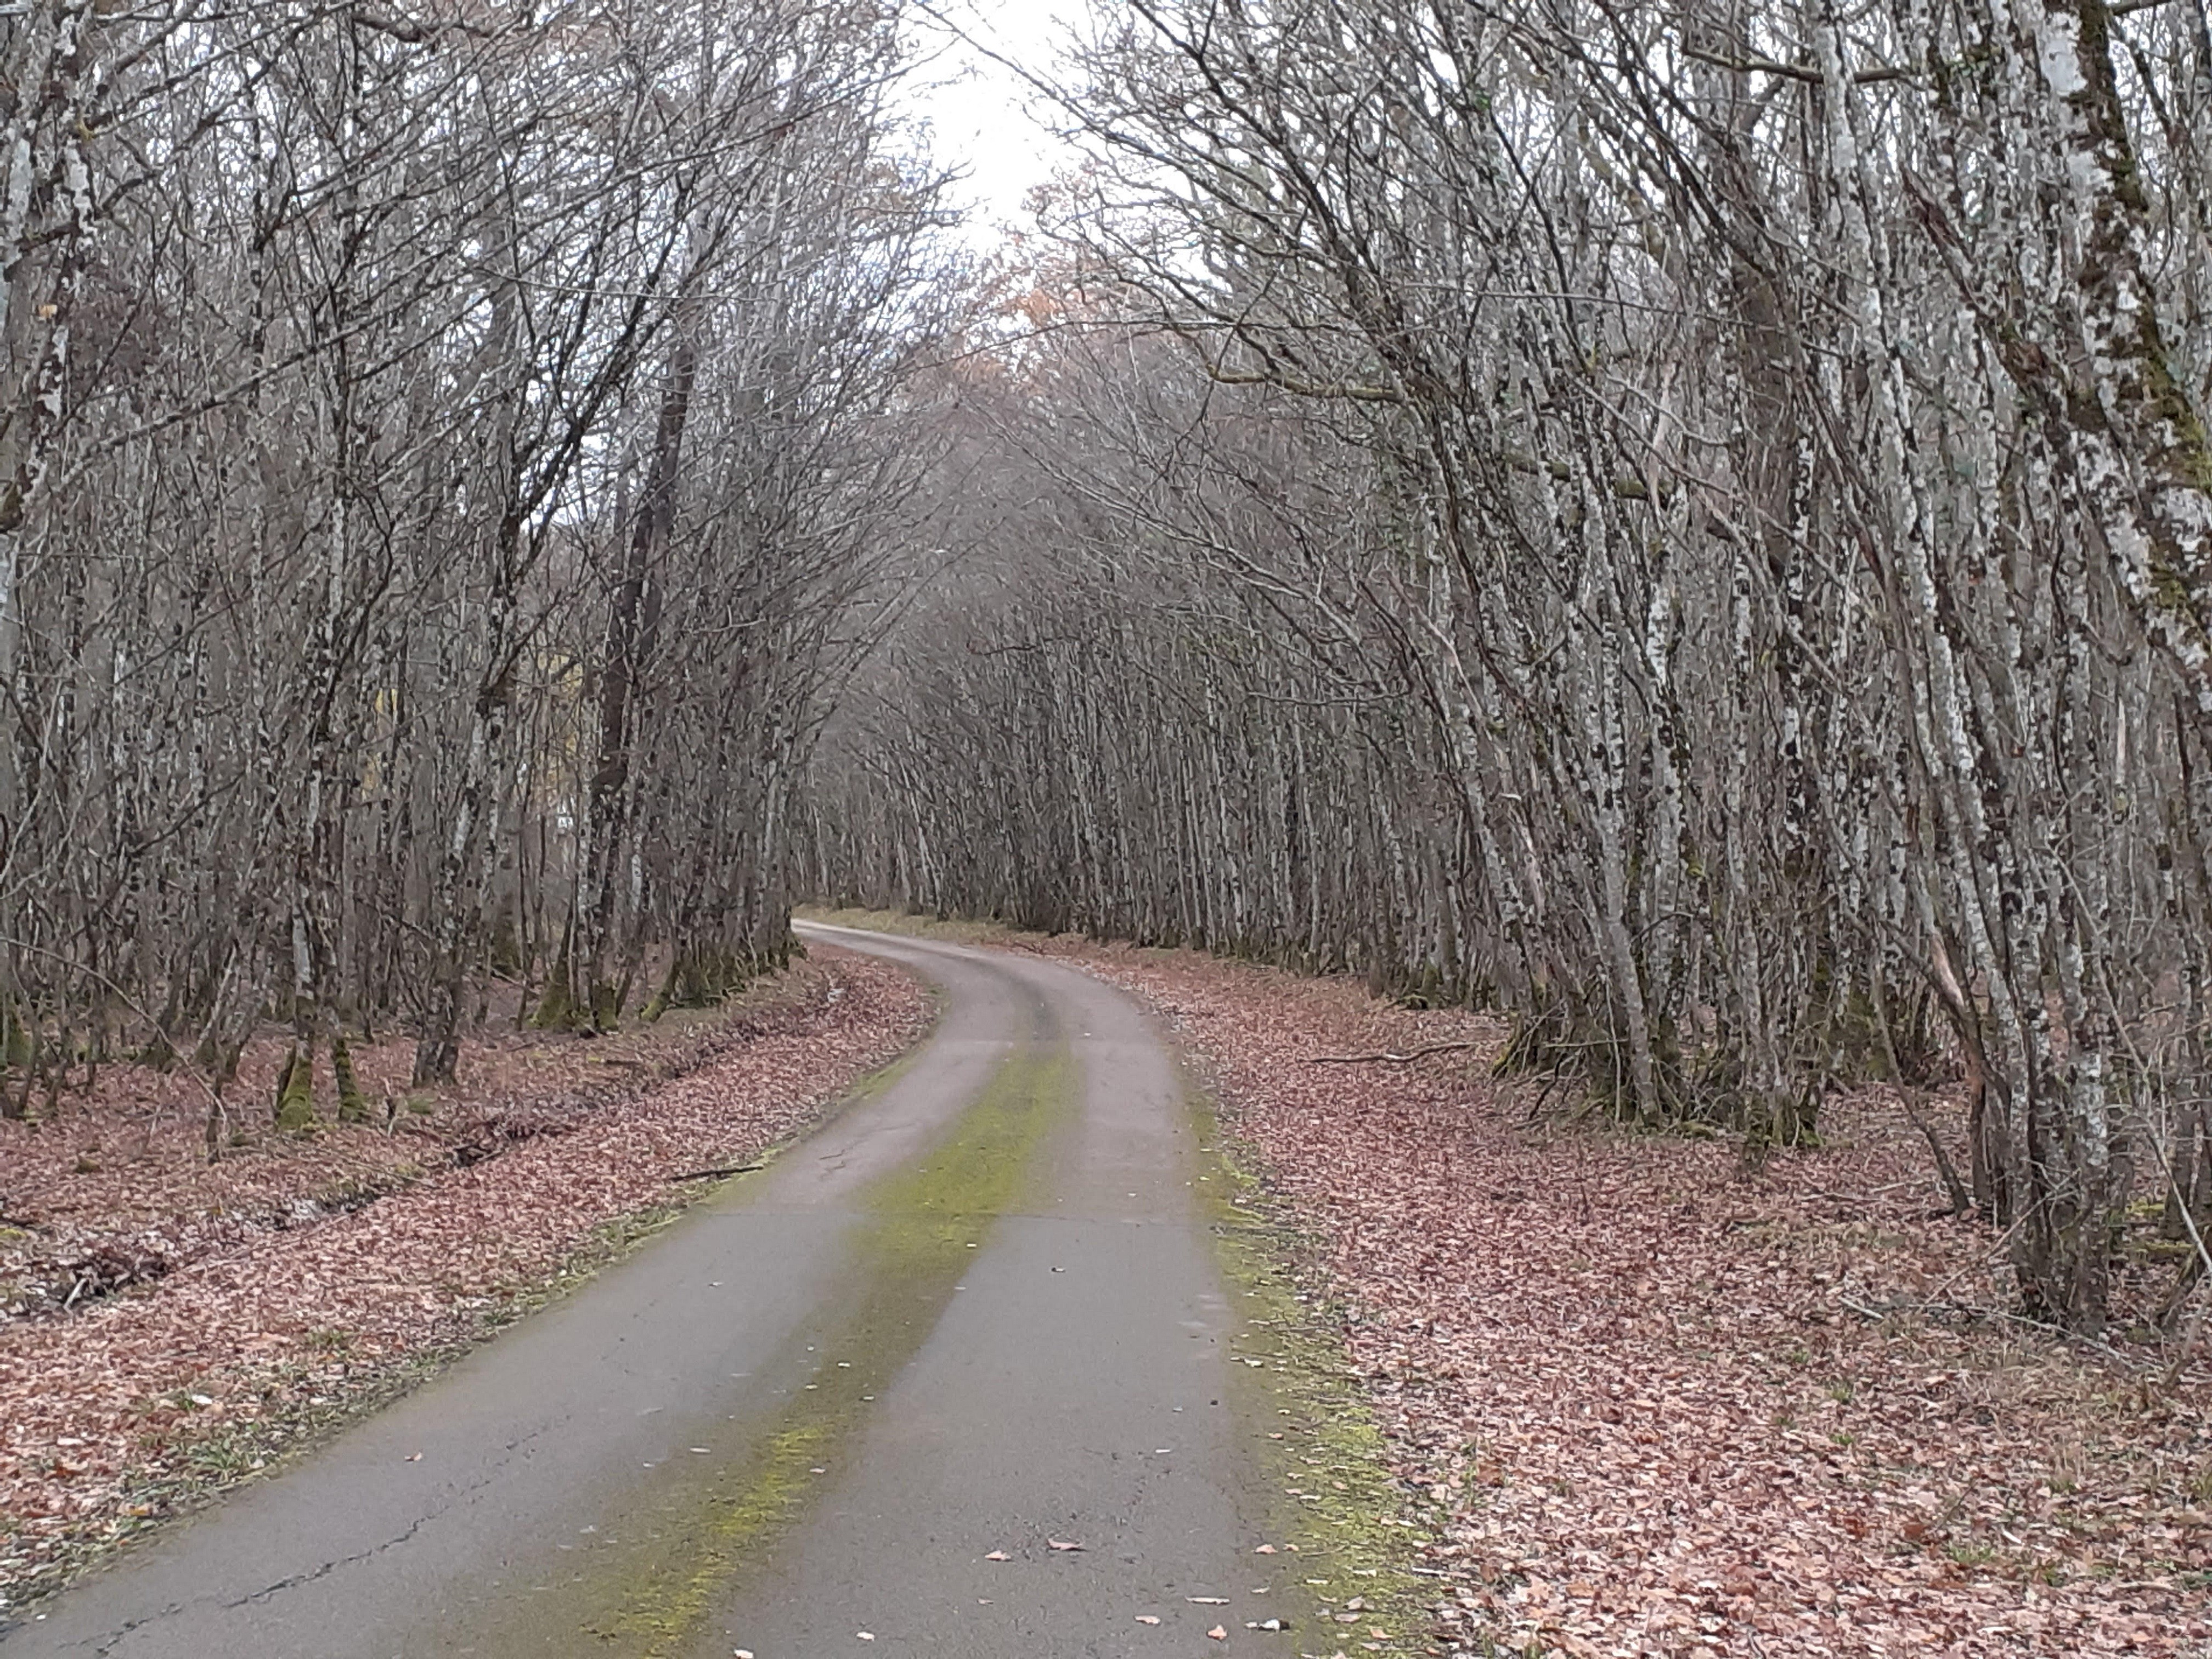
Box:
[1197,1096,1451,1659]
[810,904,1460,1656]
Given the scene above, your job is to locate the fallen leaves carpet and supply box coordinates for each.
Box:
[1041,939,2211,1659]
[0,947,927,1604]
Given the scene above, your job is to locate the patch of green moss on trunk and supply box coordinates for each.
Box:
[331,1035,373,1124]
[273,1045,315,1132]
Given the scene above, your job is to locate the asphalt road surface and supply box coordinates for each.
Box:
[2,926,1292,1658]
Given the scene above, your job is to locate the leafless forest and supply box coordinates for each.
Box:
[4,0,2210,1338]
[0,0,953,1113]
[806,0,2212,1337]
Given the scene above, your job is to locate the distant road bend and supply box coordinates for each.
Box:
[2,924,1288,1658]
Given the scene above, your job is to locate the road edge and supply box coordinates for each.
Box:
[0,951,939,1619]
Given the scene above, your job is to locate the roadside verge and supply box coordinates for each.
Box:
[801,907,2212,1658]
[0,946,930,1609]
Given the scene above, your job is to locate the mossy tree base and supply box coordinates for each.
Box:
[531,967,580,1032]
[332,1036,374,1125]
[639,946,762,1023]
[274,1046,317,1133]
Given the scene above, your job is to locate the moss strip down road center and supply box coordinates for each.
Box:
[0,928,1446,1659]
[486,1041,1070,1658]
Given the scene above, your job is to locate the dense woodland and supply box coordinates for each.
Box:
[4,0,2210,1333]
[0,0,953,1118]
[805,0,2212,1334]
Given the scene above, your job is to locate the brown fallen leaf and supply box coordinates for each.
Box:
[1046,1538,1085,1551]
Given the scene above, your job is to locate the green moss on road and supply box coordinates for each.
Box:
[501,1041,1071,1658]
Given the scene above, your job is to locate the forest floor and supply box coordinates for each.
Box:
[810,910,2212,1659]
[0,945,929,1608]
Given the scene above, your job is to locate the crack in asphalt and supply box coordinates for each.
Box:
[69,1601,188,1659]
[57,1418,569,1656]
[71,1509,434,1657]
[225,1516,418,1610]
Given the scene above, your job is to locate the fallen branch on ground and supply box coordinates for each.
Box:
[1303,1041,1488,1066]
[1898,1091,1973,1218]
[669,1162,767,1181]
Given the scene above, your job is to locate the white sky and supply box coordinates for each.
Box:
[902,2,1084,239]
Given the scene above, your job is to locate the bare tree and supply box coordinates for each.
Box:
[0,0,960,1128]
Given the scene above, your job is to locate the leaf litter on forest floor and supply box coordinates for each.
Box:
[1021,934,2212,1659]
[0,949,928,1605]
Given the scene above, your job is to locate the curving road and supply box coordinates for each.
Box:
[1,926,1290,1658]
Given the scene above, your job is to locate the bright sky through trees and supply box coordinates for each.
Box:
[904,2,1074,236]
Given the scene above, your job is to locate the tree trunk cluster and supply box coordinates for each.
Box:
[0,1,950,1120]
[804,0,2212,1331]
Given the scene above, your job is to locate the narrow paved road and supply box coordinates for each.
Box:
[2,927,1290,1658]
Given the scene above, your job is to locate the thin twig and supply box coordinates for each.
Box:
[1899,1091,1973,1218]
[1837,1293,2171,1375]
[1680,43,1908,83]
